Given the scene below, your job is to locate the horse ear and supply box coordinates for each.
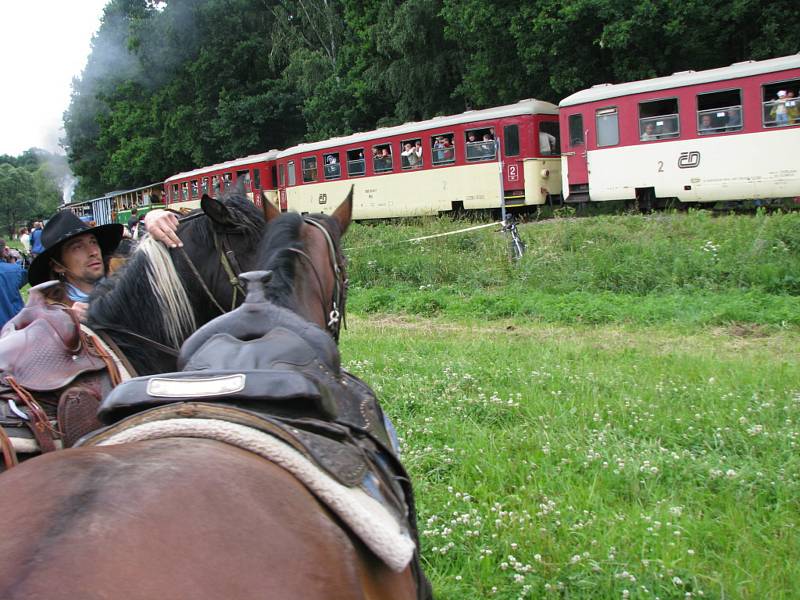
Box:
[332,185,353,234]
[262,191,281,222]
[201,193,234,226]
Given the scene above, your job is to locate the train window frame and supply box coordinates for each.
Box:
[503,125,519,157]
[373,143,394,173]
[697,88,742,135]
[237,169,251,189]
[638,97,680,141]
[431,133,456,166]
[538,120,561,155]
[302,157,318,183]
[212,175,220,194]
[172,184,179,203]
[568,114,584,147]
[465,129,496,162]
[347,149,366,177]
[323,152,341,180]
[201,177,209,195]
[223,173,233,190]
[190,180,199,198]
[761,78,800,128]
[400,138,424,169]
[181,182,189,201]
[287,161,296,187]
[595,107,620,147]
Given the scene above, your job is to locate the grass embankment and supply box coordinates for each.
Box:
[340,211,799,598]
[344,210,800,327]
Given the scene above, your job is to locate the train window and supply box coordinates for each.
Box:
[431,134,455,166]
[253,168,261,189]
[697,89,742,134]
[181,182,189,201]
[302,157,318,183]
[401,138,424,169]
[212,175,220,194]
[538,121,561,155]
[373,144,393,173]
[190,180,199,198]
[465,130,495,161]
[201,177,209,195]
[223,173,233,189]
[639,98,680,141]
[504,125,519,156]
[237,170,251,189]
[568,114,584,146]
[595,108,619,147]
[762,79,800,127]
[287,161,296,186]
[347,149,366,176]
[324,153,341,180]
[172,184,179,203]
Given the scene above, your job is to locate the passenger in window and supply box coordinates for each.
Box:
[771,90,789,126]
[539,130,557,154]
[641,122,656,141]
[414,140,423,162]
[401,143,421,169]
[433,137,445,162]
[441,137,454,161]
[725,109,742,131]
[699,114,714,133]
[481,133,495,156]
[786,91,799,124]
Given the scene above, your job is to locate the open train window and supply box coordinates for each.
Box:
[373,144,393,172]
[172,184,179,202]
[191,180,199,198]
[347,149,365,176]
[181,183,189,201]
[595,108,619,147]
[639,98,680,141]
[287,161,296,186]
[697,89,742,134]
[223,173,232,189]
[212,175,220,194]
[503,125,519,156]
[762,79,800,127]
[237,170,251,189]
[302,157,318,183]
[538,121,560,155]
[324,152,341,180]
[400,138,424,169]
[465,129,495,161]
[431,134,455,166]
[568,114,584,146]
[201,177,209,195]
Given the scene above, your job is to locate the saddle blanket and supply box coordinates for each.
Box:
[96,417,416,572]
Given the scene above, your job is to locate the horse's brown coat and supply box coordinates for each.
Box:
[0,438,415,599]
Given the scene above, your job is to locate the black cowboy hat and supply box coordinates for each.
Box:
[28,211,124,287]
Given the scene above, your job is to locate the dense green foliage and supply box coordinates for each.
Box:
[63,0,799,198]
[342,319,800,598]
[0,151,66,235]
[344,210,800,325]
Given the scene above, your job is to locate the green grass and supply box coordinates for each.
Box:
[341,317,800,599]
[344,210,800,326]
[337,211,800,597]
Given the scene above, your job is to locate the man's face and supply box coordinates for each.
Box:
[54,233,105,287]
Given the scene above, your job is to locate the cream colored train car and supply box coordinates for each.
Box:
[274,100,562,219]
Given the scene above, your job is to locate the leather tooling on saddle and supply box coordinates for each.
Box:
[0,282,124,468]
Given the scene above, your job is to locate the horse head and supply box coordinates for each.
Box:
[87,186,267,375]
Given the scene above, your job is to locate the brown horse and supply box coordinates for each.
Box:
[0,193,429,600]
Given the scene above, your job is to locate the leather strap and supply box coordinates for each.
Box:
[0,425,18,469]
[4,376,60,453]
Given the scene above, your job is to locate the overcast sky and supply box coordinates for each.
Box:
[0,0,109,157]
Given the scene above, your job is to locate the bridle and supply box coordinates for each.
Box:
[286,217,348,341]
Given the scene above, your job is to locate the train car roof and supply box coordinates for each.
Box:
[276,99,558,157]
[165,150,281,183]
[560,53,800,108]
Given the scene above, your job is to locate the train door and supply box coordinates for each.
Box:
[563,112,590,201]
[502,124,524,202]
[277,161,290,211]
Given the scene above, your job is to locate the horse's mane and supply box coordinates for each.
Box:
[257,211,343,309]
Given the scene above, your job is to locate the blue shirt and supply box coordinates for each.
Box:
[0,262,27,328]
[30,228,44,254]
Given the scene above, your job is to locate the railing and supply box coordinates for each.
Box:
[466,141,496,161]
[324,163,341,179]
[763,99,800,127]
[639,114,680,141]
[431,146,455,166]
[373,156,393,173]
[347,159,365,177]
[697,106,742,134]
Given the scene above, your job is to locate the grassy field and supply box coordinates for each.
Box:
[339,211,800,599]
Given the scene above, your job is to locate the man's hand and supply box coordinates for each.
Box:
[72,301,90,323]
[144,209,183,248]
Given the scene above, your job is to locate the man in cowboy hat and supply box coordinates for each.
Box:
[28,211,124,322]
